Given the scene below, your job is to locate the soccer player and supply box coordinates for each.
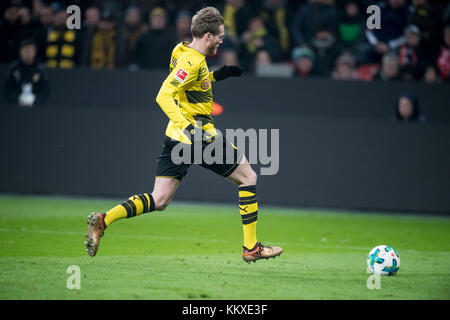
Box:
[85,7,283,263]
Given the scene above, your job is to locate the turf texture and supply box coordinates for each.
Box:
[0,195,449,300]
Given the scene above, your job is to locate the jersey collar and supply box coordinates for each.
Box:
[182,41,205,58]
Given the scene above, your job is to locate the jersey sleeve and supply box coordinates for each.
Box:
[155,57,198,129]
[209,71,216,82]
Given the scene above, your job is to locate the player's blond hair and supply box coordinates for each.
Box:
[191,7,224,38]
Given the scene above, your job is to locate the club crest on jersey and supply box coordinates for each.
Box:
[174,68,189,83]
[201,79,210,90]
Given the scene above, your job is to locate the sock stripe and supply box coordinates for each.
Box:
[124,199,137,217]
[242,216,258,225]
[239,199,257,205]
[129,200,137,217]
[241,211,258,220]
[137,194,148,213]
[238,185,256,193]
[148,194,155,212]
[239,195,257,201]
[121,201,133,218]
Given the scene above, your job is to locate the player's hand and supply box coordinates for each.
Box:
[213,65,243,81]
[184,124,215,143]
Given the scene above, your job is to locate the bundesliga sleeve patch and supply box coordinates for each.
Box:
[174,68,189,84]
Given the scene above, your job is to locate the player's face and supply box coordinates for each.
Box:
[206,25,224,56]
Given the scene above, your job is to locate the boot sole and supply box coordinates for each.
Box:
[85,213,102,257]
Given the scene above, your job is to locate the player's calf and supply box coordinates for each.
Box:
[152,192,173,211]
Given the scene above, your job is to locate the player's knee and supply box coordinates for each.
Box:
[248,169,258,186]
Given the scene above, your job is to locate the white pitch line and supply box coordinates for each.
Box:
[0,227,231,243]
[0,227,449,255]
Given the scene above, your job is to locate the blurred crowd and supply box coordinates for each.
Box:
[1,0,450,92]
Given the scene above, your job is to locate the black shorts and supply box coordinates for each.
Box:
[156,134,243,181]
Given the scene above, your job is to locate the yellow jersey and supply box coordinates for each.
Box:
[155,42,217,144]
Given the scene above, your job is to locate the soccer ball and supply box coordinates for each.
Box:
[367,245,400,276]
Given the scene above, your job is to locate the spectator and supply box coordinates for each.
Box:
[15,6,41,45]
[3,4,43,63]
[209,46,240,72]
[331,52,358,80]
[310,23,342,76]
[365,0,409,63]
[219,48,240,66]
[375,53,402,81]
[397,25,425,80]
[2,39,50,107]
[175,10,192,43]
[337,0,369,63]
[259,0,291,57]
[132,7,177,70]
[35,4,55,56]
[81,10,127,70]
[222,0,255,43]
[437,25,450,82]
[31,0,45,20]
[423,64,440,83]
[337,0,364,47]
[84,6,101,28]
[394,93,425,123]
[238,16,282,73]
[43,8,81,69]
[291,47,318,77]
[408,0,445,51]
[291,0,338,48]
[121,6,148,66]
[37,4,54,29]
[0,1,22,62]
[255,50,272,66]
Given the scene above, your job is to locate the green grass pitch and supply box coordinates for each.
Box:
[0,195,449,300]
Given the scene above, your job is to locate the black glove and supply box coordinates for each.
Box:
[184,124,215,143]
[213,65,243,81]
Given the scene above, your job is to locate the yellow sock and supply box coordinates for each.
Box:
[239,185,258,249]
[104,193,155,226]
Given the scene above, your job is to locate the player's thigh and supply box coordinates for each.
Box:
[152,176,180,209]
[226,155,257,187]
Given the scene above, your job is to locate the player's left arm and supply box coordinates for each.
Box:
[211,65,243,81]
